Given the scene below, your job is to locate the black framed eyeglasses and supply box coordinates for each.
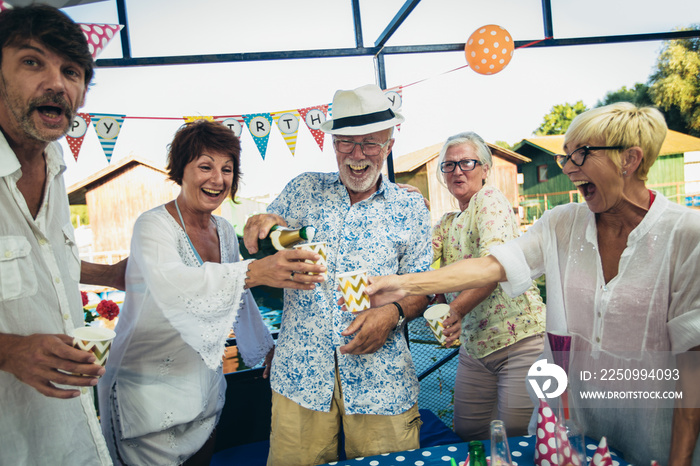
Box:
[555,145,624,169]
[440,159,482,173]
[333,138,391,156]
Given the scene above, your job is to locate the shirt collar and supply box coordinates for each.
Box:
[0,130,66,178]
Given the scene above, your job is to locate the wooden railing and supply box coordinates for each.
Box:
[520,181,700,225]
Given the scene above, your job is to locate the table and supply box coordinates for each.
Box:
[323,435,630,466]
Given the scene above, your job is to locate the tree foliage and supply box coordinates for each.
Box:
[538,26,700,138]
[648,26,700,136]
[596,83,653,108]
[534,101,588,136]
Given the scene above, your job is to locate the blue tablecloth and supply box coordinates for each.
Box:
[324,435,630,466]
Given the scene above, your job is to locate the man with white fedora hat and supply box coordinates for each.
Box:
[244,83,432,465]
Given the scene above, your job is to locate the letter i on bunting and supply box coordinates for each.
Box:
[384,86,403,132]
[271,110,301,156]
[215,116,245,138]
[298,105,328,152]
[243,113,273,160]
[90,113,125,164]
[66,113,92,162]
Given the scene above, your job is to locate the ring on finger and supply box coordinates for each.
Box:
[290,271,295,281]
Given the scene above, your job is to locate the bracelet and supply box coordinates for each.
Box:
[392,301,405,319]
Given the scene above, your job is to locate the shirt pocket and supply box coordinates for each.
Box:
[62,223,81,282]
[0,236,38,302]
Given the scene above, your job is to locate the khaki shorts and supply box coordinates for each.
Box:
[266,368,421,466]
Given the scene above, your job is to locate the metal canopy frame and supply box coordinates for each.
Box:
[102,0,700,69]
[98,0,700,180]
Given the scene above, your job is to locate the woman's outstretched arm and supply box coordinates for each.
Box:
[366,255,506,308]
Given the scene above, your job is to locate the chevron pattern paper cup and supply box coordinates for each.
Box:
[337,269,371,313]
[293,242,328,279]
[72,326,116,367]
[424,304,460,347]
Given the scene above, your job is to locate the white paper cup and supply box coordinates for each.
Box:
[337,269,370,313]
[424,303,460,348]
[72,326,116,367]
[293,242,328,279]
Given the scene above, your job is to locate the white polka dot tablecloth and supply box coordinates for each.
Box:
[321,436,630,466]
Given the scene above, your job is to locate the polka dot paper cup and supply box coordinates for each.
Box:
[424,304,460,348]
[337,270,371,313]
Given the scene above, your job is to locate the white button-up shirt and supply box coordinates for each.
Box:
[0,133,112,465]
[490,194,700,463]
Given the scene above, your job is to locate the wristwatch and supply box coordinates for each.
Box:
[392,302,405,328]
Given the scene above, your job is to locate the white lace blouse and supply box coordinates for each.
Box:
[98,205,274,465]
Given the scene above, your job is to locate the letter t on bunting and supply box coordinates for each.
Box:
[271,110,301,156]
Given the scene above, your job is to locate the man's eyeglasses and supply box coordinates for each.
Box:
[333,138,391,156]
[555,146,624,169]
[440,159,482,173]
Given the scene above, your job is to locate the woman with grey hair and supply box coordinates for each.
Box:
[431,131,545,440]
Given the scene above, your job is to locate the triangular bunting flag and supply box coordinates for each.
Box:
[214,116,245,138]
[66,113,92,162]
[271,110,300,156]
[79,23,123,60]
[183,115,214,124]
[384,86,403,132]
[298,105,328,152]
[242,113,273,160]
[90,113,125,164]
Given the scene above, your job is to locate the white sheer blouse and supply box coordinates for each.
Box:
[98,205,273,465]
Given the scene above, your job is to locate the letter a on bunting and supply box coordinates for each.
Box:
[90,113,125,164]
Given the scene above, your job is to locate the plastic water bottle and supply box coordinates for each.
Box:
[490,420,513,466]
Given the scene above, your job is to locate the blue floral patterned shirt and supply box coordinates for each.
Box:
[267,172,432,415]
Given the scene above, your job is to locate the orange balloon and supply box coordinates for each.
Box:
[464,25,514,75]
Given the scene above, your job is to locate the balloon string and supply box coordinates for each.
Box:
[402,35,553,89]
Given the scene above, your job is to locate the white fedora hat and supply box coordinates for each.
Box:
[320,84,405,135]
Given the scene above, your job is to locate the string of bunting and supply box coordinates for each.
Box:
[65,22,546,164]
[66,87,404,163]
[0,1,545,165]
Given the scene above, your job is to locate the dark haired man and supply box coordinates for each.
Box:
[0,5,122,465]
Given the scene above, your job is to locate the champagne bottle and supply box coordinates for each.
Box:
[467,440,488,466]
[490,420,513,466]
[242,225,316,259]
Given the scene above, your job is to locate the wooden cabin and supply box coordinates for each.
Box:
[391,142,531,226]
[67,155,181,263]
[514,130,700,223]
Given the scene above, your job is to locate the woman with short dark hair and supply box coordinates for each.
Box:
[98,120,325,465]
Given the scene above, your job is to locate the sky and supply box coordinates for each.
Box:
[58,0,700,200]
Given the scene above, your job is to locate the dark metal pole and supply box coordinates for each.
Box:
[115,0,131,59]
[374,52,396,183]
[541,0,554,38]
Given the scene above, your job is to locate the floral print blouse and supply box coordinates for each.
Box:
[432,186,545,358]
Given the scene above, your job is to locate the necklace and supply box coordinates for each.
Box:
[174,199,204,265]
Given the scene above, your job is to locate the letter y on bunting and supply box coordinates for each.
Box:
[90,113,125,164]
